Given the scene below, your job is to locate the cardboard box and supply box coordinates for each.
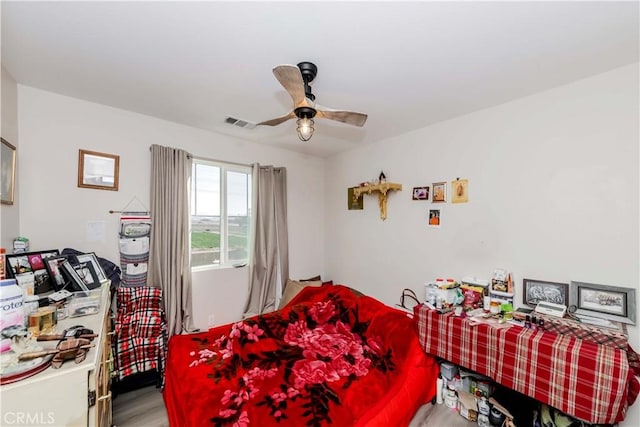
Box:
[457,391,478,421]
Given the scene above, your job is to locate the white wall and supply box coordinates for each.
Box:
[1,66,20,250]
[325,63,639,343]
[326,63,640,424]
[16,86,325,329]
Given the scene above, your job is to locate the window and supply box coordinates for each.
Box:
[191,159,252,268]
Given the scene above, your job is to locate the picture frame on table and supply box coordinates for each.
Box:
[522,278,569,307]
[44,256,69,290]
[60,260,90,292]
[570,281,636,325]
[72,261,101,289]
[5,249,60,294]
[412,186,429,201]
[73,252,108,283]
[432,182,446,203]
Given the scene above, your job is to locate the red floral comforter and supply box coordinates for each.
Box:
[164,285,438,427]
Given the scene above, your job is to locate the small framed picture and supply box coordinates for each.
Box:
[44,256,69,290]
[570,281,636,325]
[428,209,441,227]
[60,260,90,292]
[73,252,108,283]
[1,138,16,205]
[451,179,468,204]
[347,187,364,210]
[412,186,429,200]
[78,149,120,191]
[5,249,60,294]
[73,261,101,289]
[432,182,446,203]
[522,278,569,307]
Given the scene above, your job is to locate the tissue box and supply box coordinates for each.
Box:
[12,237,29,253]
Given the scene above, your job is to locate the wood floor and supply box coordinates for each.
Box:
[112,385,475,427]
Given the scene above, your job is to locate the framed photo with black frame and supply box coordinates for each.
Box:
[43,255,69,291]
[522,278,569,307]
[72,261,101,289]
[60,260,91,292]
[5,249,60,294]
[569,281,636,325]
[72,252,108,283]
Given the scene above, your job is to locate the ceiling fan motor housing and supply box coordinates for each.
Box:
[295,106,316,119]
[297,62,317,101]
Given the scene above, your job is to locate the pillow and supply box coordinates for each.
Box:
[278,279,322,309]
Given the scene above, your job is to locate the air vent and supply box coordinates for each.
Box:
[224,116,256,130]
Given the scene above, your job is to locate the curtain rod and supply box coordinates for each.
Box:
[189,154,251,168]
[148,145,251,168]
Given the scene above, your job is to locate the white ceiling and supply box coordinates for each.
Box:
[2,1,638,158]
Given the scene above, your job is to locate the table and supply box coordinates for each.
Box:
[414,305,638,424]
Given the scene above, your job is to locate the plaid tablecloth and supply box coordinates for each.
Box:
[414,305,640,424]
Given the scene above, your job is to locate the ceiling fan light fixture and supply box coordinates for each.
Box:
[294,106,317,142]
[296,117,314,141]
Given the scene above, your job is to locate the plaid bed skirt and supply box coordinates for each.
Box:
[414,305,640,424]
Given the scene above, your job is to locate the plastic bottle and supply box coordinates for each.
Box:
[436,374,444,404]
[0,248,6,280]
[0,279,24,352]
[453,374,462,391]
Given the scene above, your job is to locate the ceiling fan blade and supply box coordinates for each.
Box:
[257,111,295,126]
[316,106,368,127]
[272,65,306,106]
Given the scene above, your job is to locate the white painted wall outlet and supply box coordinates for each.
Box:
[207,314,216,327]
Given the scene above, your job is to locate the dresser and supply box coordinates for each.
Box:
[1,283,113,426]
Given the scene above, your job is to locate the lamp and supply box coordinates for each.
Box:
[294,106,316,142]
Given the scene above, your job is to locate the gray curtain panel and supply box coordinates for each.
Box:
[243,164,289,318]
[148,144,196,337]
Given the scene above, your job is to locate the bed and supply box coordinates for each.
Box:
[163,284,439,426]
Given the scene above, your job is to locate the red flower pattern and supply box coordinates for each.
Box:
[189,298,386,426]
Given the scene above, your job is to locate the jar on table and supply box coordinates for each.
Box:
[444,384,458,409]
[23,295,39,319]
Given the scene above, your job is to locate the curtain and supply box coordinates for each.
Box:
[148,144,196,337]
[243,164,289,317]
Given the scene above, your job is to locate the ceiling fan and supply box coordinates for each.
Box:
[257,62,368,141]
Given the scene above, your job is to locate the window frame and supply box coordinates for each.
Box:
[190,158,252,270]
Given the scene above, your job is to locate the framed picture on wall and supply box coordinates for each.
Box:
[78,149,120,191]
[412,186,429,200]
[451,179,468,204]
[432,182,446,203]
[1,138,16,205]
[347,187,364,210]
